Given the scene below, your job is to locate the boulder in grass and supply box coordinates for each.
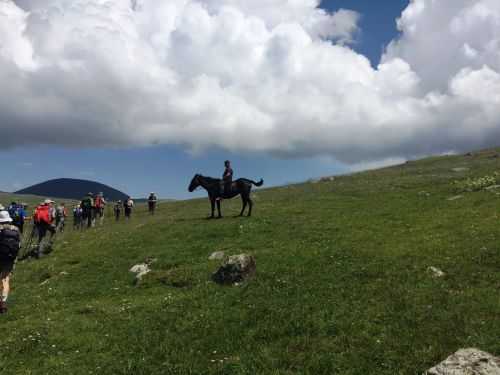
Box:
[428,266,445,278]
[424,348,500,375]
[130,263,151,282]
[212,254,256,285]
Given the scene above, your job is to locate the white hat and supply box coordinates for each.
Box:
[0,211,12,223]
[44,199,54,204]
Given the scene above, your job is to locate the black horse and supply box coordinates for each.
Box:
[188,174,263,218]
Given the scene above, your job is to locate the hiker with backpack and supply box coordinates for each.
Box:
[124,197,134,220]
[73,204,83,230]
[33,200,56,258]
[81,193,94,229]
[0,210,21,314]
[55,203,68,233]
[8,202,28,234]
[148,193,157,215]
[114,200,122,221]
[94,193,106,226]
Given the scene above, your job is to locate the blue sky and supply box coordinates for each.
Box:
[1,0,409,199]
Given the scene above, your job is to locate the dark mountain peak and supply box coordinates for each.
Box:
[15,178,129,201]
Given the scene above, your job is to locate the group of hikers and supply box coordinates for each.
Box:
[0,160,235,314]
[0,191,159,314]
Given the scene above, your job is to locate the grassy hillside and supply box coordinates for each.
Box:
[1,149,499,374]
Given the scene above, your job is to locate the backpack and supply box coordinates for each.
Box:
[95,197,103,208]
[56,206,65,218]
[0,226,20,261]
[81,197,93,210]
[34,205,51,224]
[8,206,21,225]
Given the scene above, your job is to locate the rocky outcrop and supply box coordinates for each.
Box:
[212,254,256,285]
[424,348,500,375]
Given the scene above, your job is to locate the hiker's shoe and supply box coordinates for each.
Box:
[0,301,7,314]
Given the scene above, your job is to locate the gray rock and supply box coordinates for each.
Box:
[212,254,256,285]
[452,167,470,172]
[209,251,226,261]
[424,348,500,375]
[428,266,445,278]
[130,263,151,281]
[485,185,500,191]
[447,195,464,201]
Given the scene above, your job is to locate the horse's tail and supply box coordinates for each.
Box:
[246,178,264,187]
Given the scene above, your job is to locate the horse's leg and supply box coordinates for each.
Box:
[210,197,215,218]
[239,194,247,217]
[216,199,222,218]
[247,197,253,217]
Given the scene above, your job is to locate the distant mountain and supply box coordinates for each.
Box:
[15,178,129,202]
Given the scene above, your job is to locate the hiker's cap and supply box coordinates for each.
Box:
[44,199,54,204]
[0,211,13,223]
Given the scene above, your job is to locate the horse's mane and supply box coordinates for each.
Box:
[198,175,220,183]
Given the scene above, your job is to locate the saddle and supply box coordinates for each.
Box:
[220,181,235,197]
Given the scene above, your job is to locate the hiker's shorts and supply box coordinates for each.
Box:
[0,260,15,278]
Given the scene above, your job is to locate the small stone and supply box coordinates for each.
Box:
[447,195,464,201]
[451,167,470,172]
[130,264,151,281]
[428,266,445,278]
[209,251,226,261]
[424,348,500,375]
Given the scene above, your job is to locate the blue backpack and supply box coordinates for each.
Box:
[8,206,21,226]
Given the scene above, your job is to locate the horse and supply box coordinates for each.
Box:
[188,174,264,218]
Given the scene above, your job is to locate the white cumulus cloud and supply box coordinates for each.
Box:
[0,0,499,163]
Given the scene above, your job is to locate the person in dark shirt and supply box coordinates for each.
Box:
[222,160,233,196]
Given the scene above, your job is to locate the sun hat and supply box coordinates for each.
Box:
[44,199,54,204]
[0,211,13,223]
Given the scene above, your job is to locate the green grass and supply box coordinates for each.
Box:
[1,149,500,374]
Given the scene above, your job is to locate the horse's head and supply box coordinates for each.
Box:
[188,174,201,192]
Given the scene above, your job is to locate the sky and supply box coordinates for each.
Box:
[1,0,500,199]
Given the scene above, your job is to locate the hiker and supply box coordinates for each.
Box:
[81,193,94,229]
[114,200,122,221]
[124,197,134,220]
[222,160,233,197]
[0,210,21,314]
[94,192,106,225]
[55,203,68,233]
[148,192,157,215]
[33,200,56,258]
[73,204,83,230]
[8,202,28,234]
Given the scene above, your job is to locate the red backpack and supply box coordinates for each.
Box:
[95,197,104,209]
[34,205,51,224]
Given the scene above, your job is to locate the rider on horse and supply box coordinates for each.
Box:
[222,160,233,197]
